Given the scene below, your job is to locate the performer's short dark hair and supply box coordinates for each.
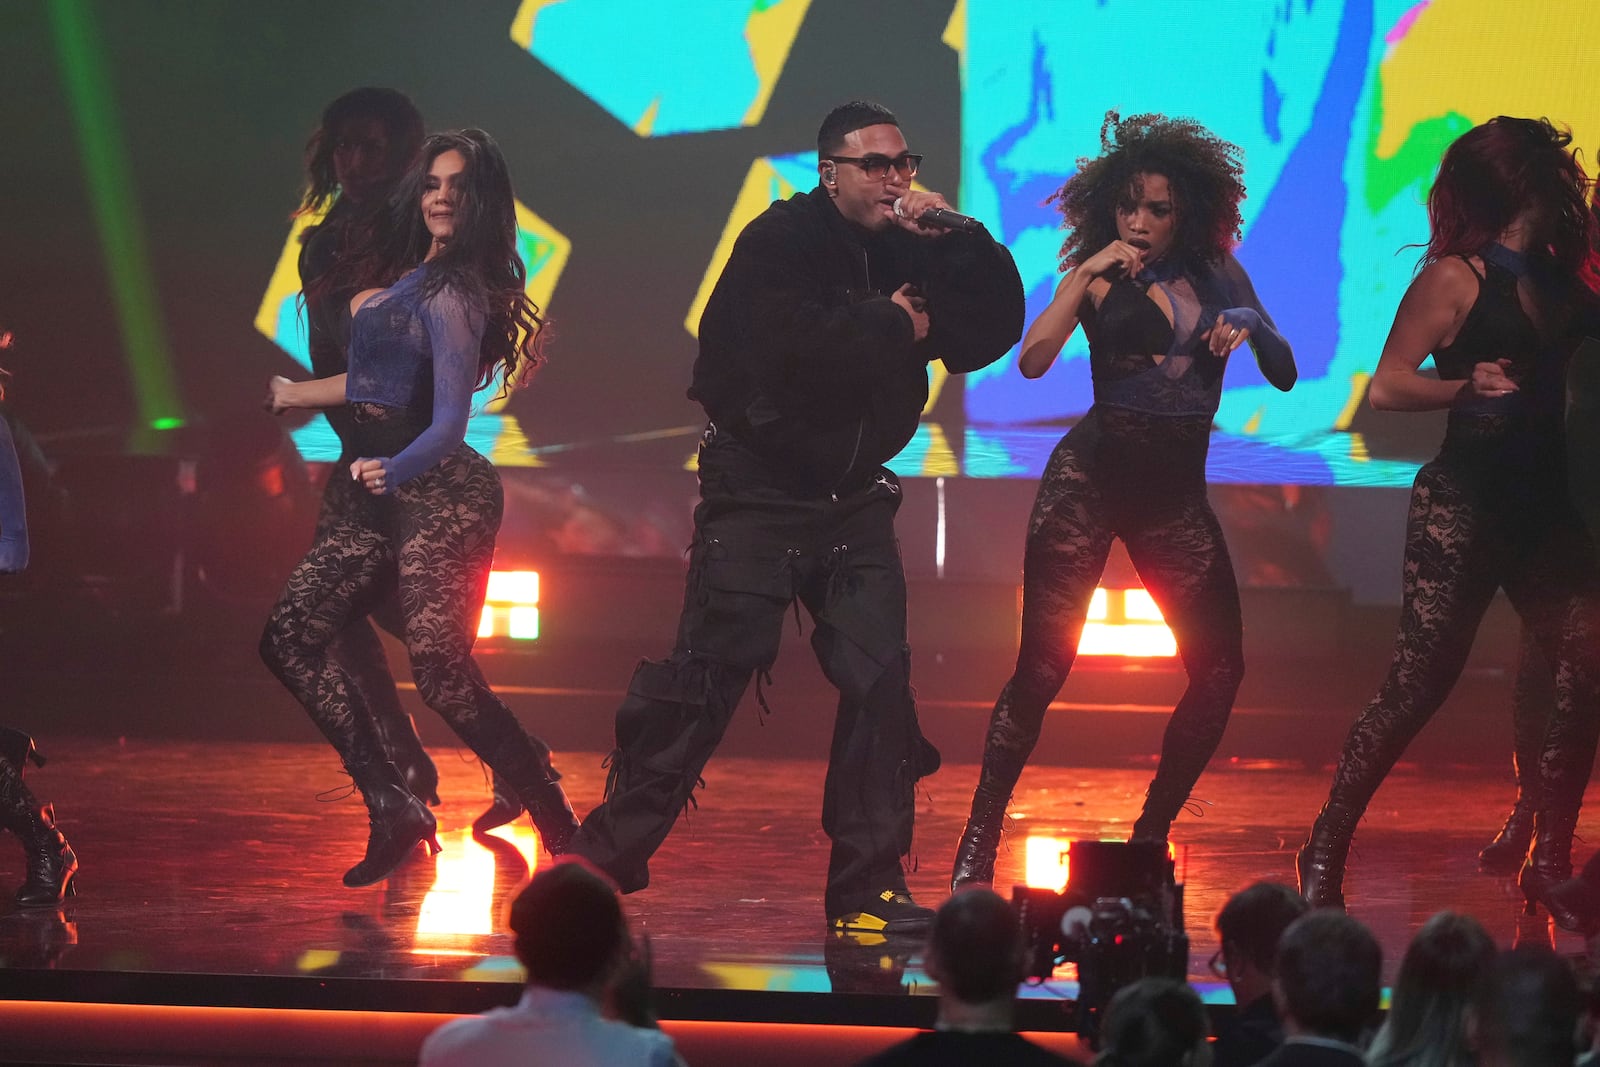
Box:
[818,101,900,155]
[507,859,628,990]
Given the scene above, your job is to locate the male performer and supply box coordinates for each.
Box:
[568,101,1024,933]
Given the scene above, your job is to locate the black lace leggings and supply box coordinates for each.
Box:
[260,443,551,781]
[1326,458,1600,820]
[978,409,1245,812]
[313,471,410,728]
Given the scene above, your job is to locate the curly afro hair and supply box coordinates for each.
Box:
[1049,110,1246,275]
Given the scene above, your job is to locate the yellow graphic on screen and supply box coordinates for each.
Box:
[1375,0,1600,163]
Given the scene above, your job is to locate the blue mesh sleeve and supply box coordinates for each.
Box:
[1219,253,1297,391]
[380,286,486,487]
[0,418,29,573]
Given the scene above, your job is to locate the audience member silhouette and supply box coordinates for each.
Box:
[1367,911,1495,1067]
[418,859,683,1067]
[1256,911,1381,1067]
[1211,882,1308,1067]
[856,887,1073,1065]
[1093,977,1211,1067]
[1473,944,1581,1067]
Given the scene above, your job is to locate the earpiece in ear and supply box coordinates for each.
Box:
[822,164,837,186]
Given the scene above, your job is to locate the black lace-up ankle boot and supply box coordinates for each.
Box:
[342,759,439,888]
[514,770,579,856]
[1130,776,1200,847]
[951,782,1010,893]
[1520,806,1583,930]
[1297,800,1358,910]
[1479,797,1536,874]
[0,756,77,908]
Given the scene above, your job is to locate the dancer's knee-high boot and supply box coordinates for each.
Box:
[342,759,440,888]
[0,755,77,908]
[1297,800,1359,910]
[951,753,1025,893]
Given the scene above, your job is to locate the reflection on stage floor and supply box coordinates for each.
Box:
[1,739,1595,1023]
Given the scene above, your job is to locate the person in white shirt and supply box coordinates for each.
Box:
[419,859,684,1067]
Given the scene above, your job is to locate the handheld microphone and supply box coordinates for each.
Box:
[893,197,986,234]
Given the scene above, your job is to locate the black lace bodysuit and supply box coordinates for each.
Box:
[970,251,1297,832]
[1320,245,1600,852]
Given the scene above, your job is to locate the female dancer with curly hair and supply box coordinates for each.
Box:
[1297,117,1600,921]
[261,129,579,887]
[951,112,1297,890]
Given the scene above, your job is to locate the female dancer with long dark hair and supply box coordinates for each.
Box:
[950,112,1297,890]
[1297,117,1600,922]
[280,87,448,806]
[261,129,579,886]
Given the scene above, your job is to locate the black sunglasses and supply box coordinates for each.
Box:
[826,153,922,180]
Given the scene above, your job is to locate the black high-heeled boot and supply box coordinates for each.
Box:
[472,776,522,837]
[951,782,1010,893]
[1297,801,1358,909]
[482,732,579,855]
[15,802,78,909]
[342,759,440,888]
[0,757,77,909]
[1535,850,1600,937]
[514,770,579,856]
[1479,797,1536,874]
[1519,807,1583,930]
[369,712,440,807]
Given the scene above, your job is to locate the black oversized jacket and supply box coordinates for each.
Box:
[690,186,1024,494]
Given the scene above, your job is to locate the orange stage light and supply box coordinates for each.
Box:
[478,569,542,640]
[1023,835,1071,892]
[1076,586,1177,658]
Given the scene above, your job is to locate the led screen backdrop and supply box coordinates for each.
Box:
[279,0,1597,488]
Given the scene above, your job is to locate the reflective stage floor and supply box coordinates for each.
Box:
[1,739,1596,1059]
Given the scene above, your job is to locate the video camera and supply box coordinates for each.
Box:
[1013,840,1188,1043]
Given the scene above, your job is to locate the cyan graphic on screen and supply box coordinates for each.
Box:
[510,0,811,137]
[954,0,1593,486]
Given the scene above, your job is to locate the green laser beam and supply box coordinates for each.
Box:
[48,0,184,438]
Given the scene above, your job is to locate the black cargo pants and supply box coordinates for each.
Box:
[568,428,937,919]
